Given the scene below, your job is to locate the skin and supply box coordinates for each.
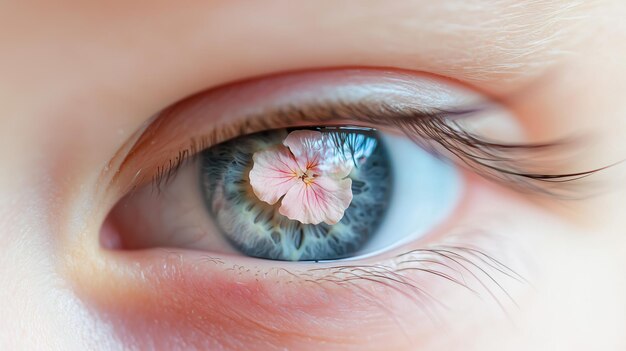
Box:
[1,1,626,350]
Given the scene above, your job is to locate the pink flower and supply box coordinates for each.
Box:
[248,130,354,225]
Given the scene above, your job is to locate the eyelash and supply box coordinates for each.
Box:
[307,243,525,321]
[190,237,527,322]
[146,100,602,197]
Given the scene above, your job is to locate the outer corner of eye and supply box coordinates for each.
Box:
[100,125,466,264]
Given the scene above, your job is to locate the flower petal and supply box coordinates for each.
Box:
[283,130,354,178]
[283,130,323,158]
[282,130,322,172]
[249,145,300,205]
[279,175,353,225]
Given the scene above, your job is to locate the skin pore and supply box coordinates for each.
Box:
[1,1,626,350]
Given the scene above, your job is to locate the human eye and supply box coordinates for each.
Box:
[96,68,601,347]
[101,69,500,258]
[108,123,463,261]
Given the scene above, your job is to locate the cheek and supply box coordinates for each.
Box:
[72,250,440,351]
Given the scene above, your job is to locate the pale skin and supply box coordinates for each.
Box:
[1,1,626,350]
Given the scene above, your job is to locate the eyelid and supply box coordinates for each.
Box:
[112,102,470,195]
[107,68,599,201]
[108,70,495,189]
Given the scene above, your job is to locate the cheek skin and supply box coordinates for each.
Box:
[68,249,431,351]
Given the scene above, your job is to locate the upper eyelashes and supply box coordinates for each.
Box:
[104,67,617,218]
[141,100,601,198]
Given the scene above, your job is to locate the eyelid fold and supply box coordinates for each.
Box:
[107,68,600,204]
[108,69,514,193]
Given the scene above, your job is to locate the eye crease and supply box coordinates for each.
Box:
[112,70,602,202]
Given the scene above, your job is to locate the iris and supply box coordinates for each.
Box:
[200,128,392,261]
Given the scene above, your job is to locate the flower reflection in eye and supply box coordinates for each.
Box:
[201,128,391,261]
[198,124,464,262]
[249,130,354,226]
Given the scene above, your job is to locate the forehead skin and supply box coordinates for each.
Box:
[0,1,602,95]
[0,1,626,350]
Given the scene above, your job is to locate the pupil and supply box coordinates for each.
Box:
[199,128,393,261]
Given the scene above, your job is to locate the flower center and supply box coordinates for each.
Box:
[297,169,317,185]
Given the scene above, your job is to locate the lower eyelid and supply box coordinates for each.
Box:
[73,243,523,349]
[75,173,528,348]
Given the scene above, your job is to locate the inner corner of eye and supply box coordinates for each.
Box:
[100,126,464,262]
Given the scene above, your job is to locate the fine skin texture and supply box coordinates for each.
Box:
[1,1,626,351]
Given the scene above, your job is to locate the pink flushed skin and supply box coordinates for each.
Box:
[249,130,353,225]
[69,244,442,351]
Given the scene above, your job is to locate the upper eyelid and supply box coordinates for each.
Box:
[109,100,447,193]
[112,99,590,201]
[104,69,606,200]
[106,68,490,185]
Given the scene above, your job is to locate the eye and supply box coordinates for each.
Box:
[107,125,461,261]
[95,69,602,346]
[101,69,550,265]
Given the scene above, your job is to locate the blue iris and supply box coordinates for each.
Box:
[200,128,392,261]
[199,127,462,261]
